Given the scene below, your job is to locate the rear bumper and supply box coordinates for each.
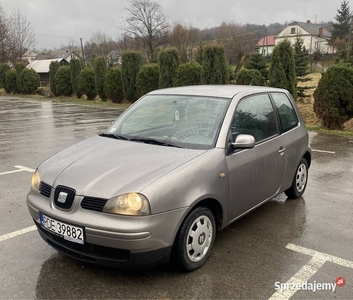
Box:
[34,220,172,269]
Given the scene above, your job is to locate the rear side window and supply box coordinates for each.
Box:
[271,93,298,132]
[231,93,278,142]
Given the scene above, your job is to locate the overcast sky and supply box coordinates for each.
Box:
[0,0,342,50]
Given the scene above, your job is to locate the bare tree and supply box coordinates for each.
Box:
[9,10,36,63]
[169,23,199,62]
[122,0,170,61]
[218,22,261,70]
[90,30,116,57]
[0,4,12,63]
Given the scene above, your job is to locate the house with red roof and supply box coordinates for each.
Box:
[256,35,276,56]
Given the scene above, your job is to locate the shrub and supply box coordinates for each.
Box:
[93,56,107,101]
[15,62,26,93]
[237,68,266,86]
[19,68,40,94]
[70,58,82,97]
[78,68,96,100]
[104,67,124,103]
[55,66,72,97]
[49,61,60,96]
[244,48,269,80]
[136,64,159,97]
[0,63,10,89]
[5,69,17,94]
[174,62,202,86]
[313,65,353,129]
[159,47,180,88]
[121,51,143,102]
[202,45,229,84]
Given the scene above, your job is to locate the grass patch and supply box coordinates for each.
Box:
[306,124,353,137]
[50,97,131,110]
[0,92,131,110]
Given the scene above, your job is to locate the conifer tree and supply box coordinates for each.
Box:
[332,0,352,41]
[294,37,311,98]
[244,47,269,80]
[269,40,297,99]
[70,58,82,98]
[121,51,143,102]
[202,45,229,84]
[93,56,107,101]
[159,47,180,88]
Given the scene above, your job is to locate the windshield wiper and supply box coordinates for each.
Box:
[99,133,129,140]
[129,137,182,148]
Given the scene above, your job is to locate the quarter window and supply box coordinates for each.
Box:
[231,94,278,142]
[271,93,298,132]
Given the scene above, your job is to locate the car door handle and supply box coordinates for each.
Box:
[278,147,286,156]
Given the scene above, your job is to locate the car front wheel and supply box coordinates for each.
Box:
[174,207,216,271]
[285,158,308,199]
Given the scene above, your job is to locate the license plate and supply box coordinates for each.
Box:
[40,213,84,244]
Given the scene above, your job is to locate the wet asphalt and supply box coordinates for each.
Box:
[0,96,352,299]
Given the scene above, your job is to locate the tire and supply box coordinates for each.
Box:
[174,207,216,271]
[285,158,308,199]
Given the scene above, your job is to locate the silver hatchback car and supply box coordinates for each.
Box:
[27,85,311,271]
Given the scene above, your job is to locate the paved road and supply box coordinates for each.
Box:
[0,97,352,299]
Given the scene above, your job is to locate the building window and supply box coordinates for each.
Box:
[291,27,296,34]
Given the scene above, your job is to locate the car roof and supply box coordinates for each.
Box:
[149,85,288,98]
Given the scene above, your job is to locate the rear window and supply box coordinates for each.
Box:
[271,93,298,132]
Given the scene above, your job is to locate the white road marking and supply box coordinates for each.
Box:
[286,243,353,269]
[14,165,35,172]
[269,244,353,300]
[0,226,37,242]
[0,165,34,176]
[311,149,336,154]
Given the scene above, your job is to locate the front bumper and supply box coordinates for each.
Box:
[34,221,172,268]
[27,190,189,268]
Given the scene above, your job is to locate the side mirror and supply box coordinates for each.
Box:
[232,134,255,149]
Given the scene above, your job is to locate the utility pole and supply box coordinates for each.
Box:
[80,38,85,61]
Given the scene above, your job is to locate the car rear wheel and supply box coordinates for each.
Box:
[285,158,308,199]
[174,207,216,271]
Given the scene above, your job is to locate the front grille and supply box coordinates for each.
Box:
[54,186,76,209]
[40,182,52,198]
[81,197,108,212]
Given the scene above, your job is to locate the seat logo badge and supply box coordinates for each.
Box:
[198,233,206,245]
[58,192,68,203]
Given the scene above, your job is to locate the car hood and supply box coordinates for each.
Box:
[38,136,206,199]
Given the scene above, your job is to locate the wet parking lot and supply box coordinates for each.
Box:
[0,96,352,299]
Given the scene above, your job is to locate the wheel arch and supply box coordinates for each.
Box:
[190,198,224,231]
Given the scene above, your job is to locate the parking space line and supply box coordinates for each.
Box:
[269,255,327,300]
[286,243,353,269]
[0,226,36,242]
[0,165,34,176]
[269,244,353,300]
[311,149,336,154]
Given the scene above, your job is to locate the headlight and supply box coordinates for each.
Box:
[31,170,41,192]
[103,193,150,216]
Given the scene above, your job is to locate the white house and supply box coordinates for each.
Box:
[27,58,69,86]
[256,35,276,56]
[275,21,334,54]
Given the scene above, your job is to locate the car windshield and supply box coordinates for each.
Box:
[104,94,230,149]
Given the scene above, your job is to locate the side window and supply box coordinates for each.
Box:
[231,94,278,142]
[271,93,299,132]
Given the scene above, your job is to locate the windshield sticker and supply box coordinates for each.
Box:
[175,110,180,121]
